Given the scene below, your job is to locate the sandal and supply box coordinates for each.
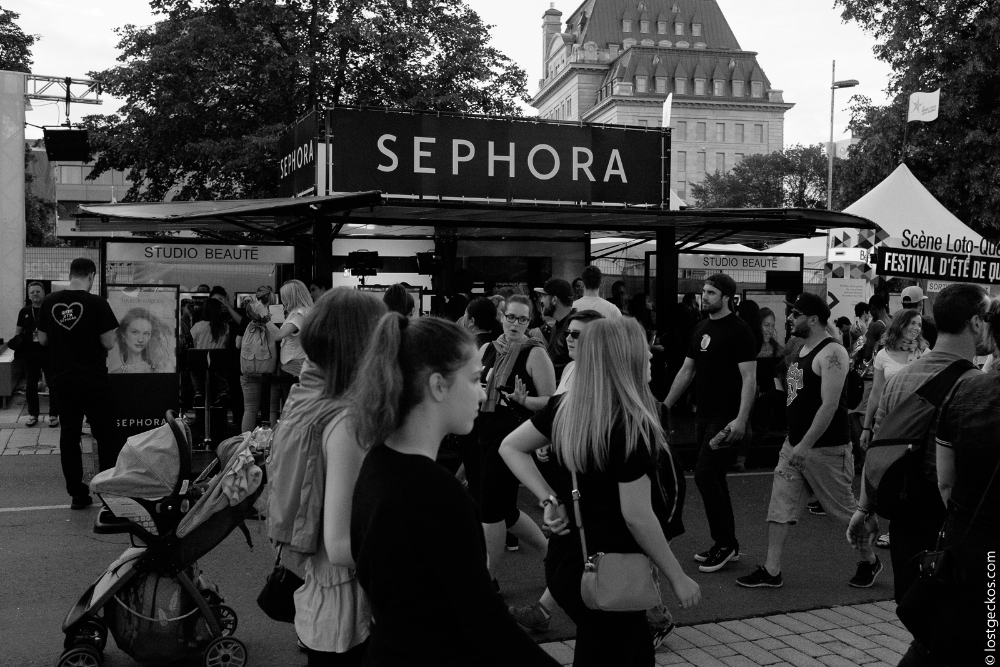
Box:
[48,416,59,427]
[25,416,38,427]
[875,533,890,548]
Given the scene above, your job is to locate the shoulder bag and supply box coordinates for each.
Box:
[571,469,661,612]
[256,544,304,623]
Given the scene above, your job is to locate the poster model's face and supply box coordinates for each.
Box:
[125,319,152,355]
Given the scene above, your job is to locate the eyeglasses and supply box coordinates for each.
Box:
[565,329,582,340]
[504,314,529,325]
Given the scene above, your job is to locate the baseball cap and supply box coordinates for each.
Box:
[704,273,738,298]
[901,285,928,308]
[534,278,574,303]
[786,292,831,323]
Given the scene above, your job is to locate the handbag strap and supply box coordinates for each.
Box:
[569,469,591,568]
[273,543,284,568]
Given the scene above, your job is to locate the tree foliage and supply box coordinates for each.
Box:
[0,6,35,72]
[690,145,832,209]
[834,0,1000,234]
[25,145,58,247]
[86,0,529,202]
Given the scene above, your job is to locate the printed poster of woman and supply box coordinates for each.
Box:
[106,286,179,374]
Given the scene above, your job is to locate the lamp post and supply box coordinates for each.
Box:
[827,60,859,210]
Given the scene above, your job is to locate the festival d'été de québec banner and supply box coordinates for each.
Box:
[877,246,1000,285]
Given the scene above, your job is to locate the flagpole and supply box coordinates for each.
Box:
[900,101,908,165]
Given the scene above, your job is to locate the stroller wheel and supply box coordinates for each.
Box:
[56,646,102,667]
[204,636,248,667]
[213,604,238,636]
[63,618,108,652]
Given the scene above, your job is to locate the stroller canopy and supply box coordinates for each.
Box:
[90,424,181,498]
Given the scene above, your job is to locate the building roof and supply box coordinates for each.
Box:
[600,49,771,97]
[567,0,742,51]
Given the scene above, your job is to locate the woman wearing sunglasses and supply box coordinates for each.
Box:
[478,294,557,589]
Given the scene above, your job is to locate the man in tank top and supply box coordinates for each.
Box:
[737,293,881,589]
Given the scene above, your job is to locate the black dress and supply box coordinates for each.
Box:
[350,445,559,667]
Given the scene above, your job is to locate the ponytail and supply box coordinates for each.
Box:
[349,313,475,449]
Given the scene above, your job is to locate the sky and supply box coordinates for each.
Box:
[12,0,894,147]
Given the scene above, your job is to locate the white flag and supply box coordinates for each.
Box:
[907,89,940,123]
[662,93,672,129]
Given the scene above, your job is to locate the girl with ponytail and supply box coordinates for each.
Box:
[348,313,558,667]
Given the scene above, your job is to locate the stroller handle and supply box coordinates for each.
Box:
[165,410,193,497]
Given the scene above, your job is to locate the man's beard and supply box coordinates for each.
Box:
[543,301,557,317]
[702,299,723,314]
[792,322,811,338]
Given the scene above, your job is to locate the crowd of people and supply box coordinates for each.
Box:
[24,257,998,666]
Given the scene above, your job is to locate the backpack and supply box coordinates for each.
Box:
[240,321,277,376]
[864,359,975,519]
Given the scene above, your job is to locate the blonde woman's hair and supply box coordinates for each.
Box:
[552,317,666,472]
[280,279,314,314]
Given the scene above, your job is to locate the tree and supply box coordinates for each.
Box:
[690,145,831,209]
[0,6,35,72]
[85,0,529,202]
[834,0,1000,233]
[25,145,58,247]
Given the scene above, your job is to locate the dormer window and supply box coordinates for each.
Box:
[622,19,632,32]
[692,23,702,36]
[674,78,686,94]
[640,20,650,33]
[751,81,763,98]
[694,78,706,95]
[713,80,724,96]
[655,77,667,93]
[657,21,667,34]
[636,76,648,93]
[732,80,744,97]
[674,22,684,35]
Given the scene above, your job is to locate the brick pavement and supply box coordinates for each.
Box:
[539,601,911,666]
[0,394,93,457]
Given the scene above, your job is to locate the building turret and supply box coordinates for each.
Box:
[542,3,564,85]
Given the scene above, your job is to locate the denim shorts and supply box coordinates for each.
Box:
[767,439,857,525]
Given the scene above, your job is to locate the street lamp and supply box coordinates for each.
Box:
[827,60,859,210]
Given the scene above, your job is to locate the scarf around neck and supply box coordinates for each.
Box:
[481,334,545,413]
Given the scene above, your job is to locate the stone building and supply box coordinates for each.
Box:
[531,0,793,205]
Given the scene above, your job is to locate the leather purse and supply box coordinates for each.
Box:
[571,470,661,612]
[256,545,304,623]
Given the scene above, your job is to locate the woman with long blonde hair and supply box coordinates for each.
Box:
[501,317,700,667]
[273,279,314,403]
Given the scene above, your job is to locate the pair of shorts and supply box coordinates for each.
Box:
[478,440,521,526]
[766,439,856,525]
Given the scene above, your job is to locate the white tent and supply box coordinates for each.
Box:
[591,239,758,260]
[767,235,828,270]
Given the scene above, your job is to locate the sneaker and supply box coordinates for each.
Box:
[875,533,890,549]
[699,544,740,573]
[647,605,675,649]
[70,496,93,510]
[505,533,519,552]
[25,416,38,427]
[193,393,204,406]
[693,546,714,562]
[509,602,551,632]
[807,501,826,516]
[849,556,884,588]
[48,416,59,427]
[651,621,676,649]
[736,565,784,588]
[213,391,229,407]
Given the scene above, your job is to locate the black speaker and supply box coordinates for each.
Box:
[43,128,91,162]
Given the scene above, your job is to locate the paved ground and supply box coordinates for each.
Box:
[0,392,910,666]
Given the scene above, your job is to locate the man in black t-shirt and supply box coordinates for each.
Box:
[532,278,576,382]
[36,258,120,509]
[662,274,756,573]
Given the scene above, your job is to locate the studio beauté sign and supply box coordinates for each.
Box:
[323,107,668,205]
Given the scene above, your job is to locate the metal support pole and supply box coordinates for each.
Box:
[827,60,835,211]
[654,226,677,332]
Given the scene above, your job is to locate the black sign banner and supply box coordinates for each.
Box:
[325,107,668,205]
[278,110,319,198]
[877,246,1000,285]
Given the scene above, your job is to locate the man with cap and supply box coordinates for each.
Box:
[901,285,938,348]
[662,273,757,573]
[737,293,880,588]
[532,278,576,382]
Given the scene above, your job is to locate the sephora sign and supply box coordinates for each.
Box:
[325,107,668,205]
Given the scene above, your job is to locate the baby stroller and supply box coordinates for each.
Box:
[57,411,266,667]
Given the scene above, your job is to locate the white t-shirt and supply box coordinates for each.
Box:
[555,361,576,395]
[280,307,309,365]
[572,296,622,319]
[874,347,922,383]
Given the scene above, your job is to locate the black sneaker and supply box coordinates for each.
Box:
[651,621,676,649]
[509,602,551,632]
[849,555,883,588]
[699,544,739,573]
[693,546,715,562]
[807,501,826,516]
[70,496,93,510]
[736,565,783,588]
[505,532,519,552]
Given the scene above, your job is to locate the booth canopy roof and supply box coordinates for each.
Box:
[76,193,873,247]
[843,164,981,244]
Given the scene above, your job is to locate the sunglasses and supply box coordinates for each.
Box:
[504,314,529,325]
[565,329,583,340]
[791,310,805,318]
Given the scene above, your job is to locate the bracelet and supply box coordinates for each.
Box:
[862,427,871,432]
[857,507,873,517]
[541,495,561,508]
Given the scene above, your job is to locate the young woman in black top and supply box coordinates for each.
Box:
[500,317,701,667]
[348,313,558,667]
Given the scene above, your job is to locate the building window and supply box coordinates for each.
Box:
[695,122,706,141]
[640,20,650,33]
[753,124,764,143]
[677,181,686,200]
[676,151,687,174]
[676,121,687,141]
[622,19,632,32]
[735,123,745,143]
[657,21,667,34]
[692,23,702,36]
[713,80,724,96]
[716,152,725,173]
[732,80,744,97]
[675,22,684,35]
[696,152,706,175]
[694,78,706,95]
[674,78,686,95]
[566,98,572,117]
[655,77,667,93]
[639,119,648,127]
[716,123,725,142]
[58,165,83,184]
[751,81,763,98]
[735,153,744,165]
[636,76,648,93]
